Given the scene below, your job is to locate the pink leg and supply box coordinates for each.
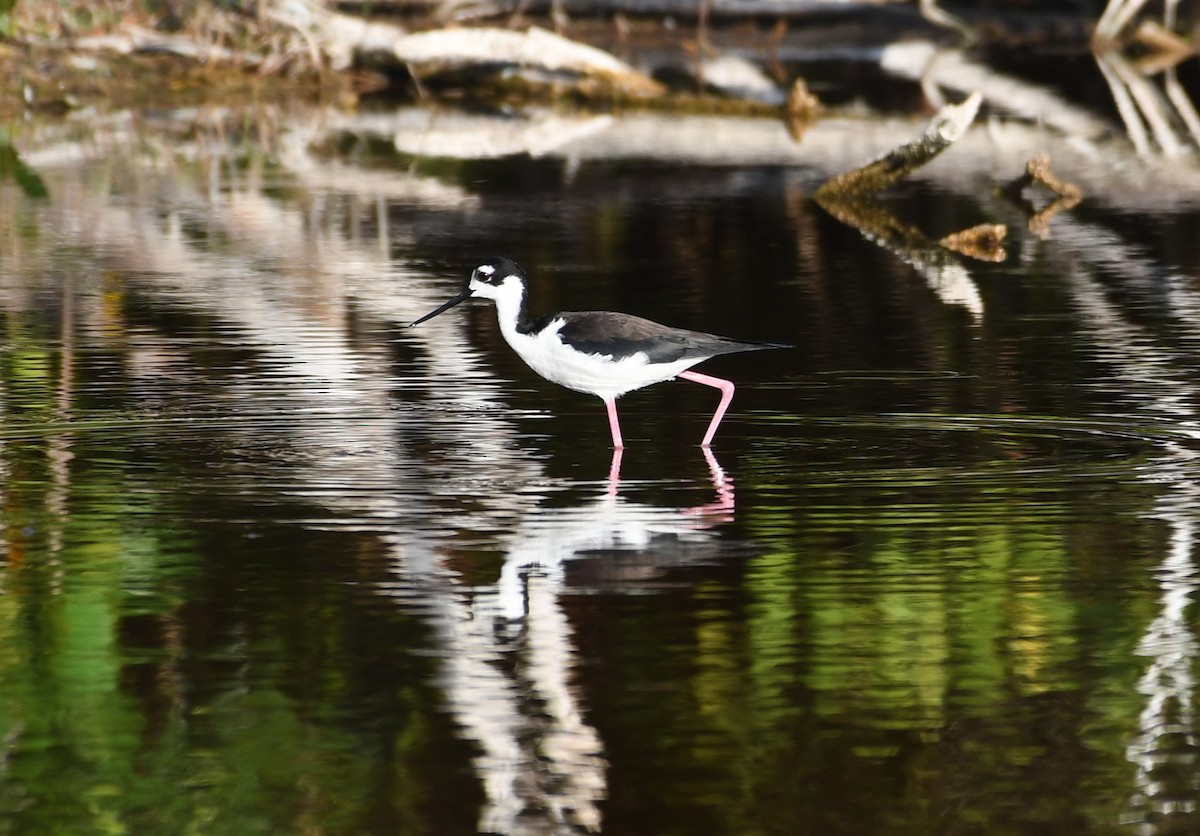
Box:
[678,370,736,447]
[603,396,625,449]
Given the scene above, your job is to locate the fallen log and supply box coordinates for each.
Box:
[392,26,664,97]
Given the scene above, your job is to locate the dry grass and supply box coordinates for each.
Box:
[8,1,327,76]
[0,1,344,114]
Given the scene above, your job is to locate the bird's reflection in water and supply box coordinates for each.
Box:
[436,450,737,834]
[607,445,735,514]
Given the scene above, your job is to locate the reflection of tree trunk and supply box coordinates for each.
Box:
[1126,494,1200,830]
[47,277,75,561]
[1048,219,1200,826]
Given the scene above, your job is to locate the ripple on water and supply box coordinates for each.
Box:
[742,413,1192,514]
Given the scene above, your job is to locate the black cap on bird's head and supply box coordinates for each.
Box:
[410,257,527,327]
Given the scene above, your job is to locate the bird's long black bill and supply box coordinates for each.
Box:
[410,290,471,327]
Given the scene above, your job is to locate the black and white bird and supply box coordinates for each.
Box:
[411,257,792,448]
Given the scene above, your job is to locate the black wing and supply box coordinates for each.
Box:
[532,311,791,364]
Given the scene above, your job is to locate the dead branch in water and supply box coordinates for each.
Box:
[1001,154,1083,239]
[815,91,981,201]
[814,93,992,320]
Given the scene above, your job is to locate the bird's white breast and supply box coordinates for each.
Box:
[503,318,699,400]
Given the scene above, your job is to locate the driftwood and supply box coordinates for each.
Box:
[392,27,664,96]
[268,0,412,69]
[52,0,650,98]
[342,0,924,23]
[268,0,662,95]
[71,22,263,65]
[698,55,787,106]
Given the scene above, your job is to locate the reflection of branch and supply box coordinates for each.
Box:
[1096,48,1186,156]
[880,42,1111,141]
[1095,0,1152,43]
[1092,0,1200,156]
[938,225,1006,262]
[1126,501,1200,828]
[1164,67,1200,147]
[1000,155,1083,239]
[814,93,989,320]
[1131,20,1196,76]
[783,77,821,142]
[917,0,972,44]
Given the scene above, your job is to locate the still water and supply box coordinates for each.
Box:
[2,104,1200,834]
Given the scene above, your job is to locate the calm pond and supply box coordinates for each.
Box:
[2,97,1200,834]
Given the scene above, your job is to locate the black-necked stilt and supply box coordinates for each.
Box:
[411,257,792,448]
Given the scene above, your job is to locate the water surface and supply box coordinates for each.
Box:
[1,104,1199,834]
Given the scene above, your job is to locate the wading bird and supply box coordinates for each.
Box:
[411,257,791,448]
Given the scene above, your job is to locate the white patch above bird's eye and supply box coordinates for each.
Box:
[476,264,495,276]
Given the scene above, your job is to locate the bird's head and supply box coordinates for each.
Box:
[410,257,527,326]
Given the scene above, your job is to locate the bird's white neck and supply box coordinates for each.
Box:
[480,277,530,344]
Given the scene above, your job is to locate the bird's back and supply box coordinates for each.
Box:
[532,310,791,364]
